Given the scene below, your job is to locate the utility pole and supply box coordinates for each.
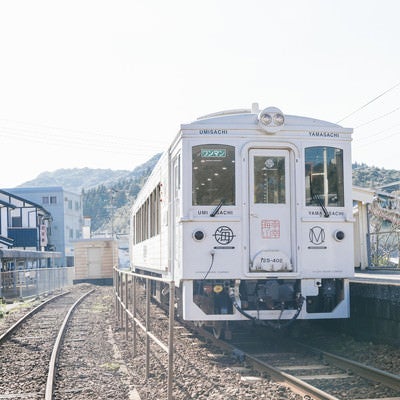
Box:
[109,188,118,239]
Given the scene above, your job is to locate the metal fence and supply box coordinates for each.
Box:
[114,267,175,400]
[0,267,74,300]
[368,230,400,268]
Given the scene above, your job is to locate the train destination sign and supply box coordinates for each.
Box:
[201,149,226,158]
[308,131,340,138]
[199,129,228,135]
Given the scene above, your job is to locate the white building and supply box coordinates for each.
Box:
[6,187,83,267]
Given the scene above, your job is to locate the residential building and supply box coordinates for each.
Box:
[0,189,52,250]
[6,187,83,267]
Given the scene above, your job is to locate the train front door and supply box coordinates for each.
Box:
[248,148,294,273]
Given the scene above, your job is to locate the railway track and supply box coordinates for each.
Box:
[0,287,94,399]
[194,324,400,400]
[52,288,137,399]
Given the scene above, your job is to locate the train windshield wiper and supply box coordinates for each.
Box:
[309,173,329,218]
[312,192,330,218]
[210,199,225,217]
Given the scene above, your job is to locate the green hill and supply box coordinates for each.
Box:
[17,157,399,235]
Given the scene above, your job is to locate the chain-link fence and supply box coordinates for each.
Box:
[0,267,74,301]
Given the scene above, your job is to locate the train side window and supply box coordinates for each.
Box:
[133,183,162,244]
[305,146,344,207]
[192,144,235,206]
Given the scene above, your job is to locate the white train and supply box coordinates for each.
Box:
[130,103,354,328]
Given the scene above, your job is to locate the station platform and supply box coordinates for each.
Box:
[352,268,400,285]
[346,269,400,345]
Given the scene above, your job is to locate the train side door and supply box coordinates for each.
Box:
[248,149,294,273]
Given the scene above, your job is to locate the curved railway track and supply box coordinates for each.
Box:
[194,324,400,400]
[52,288,138,399]
[0,287,94,399]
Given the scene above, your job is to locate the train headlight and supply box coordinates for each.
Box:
[258,106,285,133]
[273,113,285,126]
[334,230,345,241]
[213,284,224,293]
[259,112,272,126]
[193,230,205,241]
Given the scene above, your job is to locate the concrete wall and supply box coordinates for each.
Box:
[329,282,400,346]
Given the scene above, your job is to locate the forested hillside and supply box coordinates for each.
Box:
[352,162,400,188]
[19,167,131,192]
[82,153,161,233]
[16,157,400,236]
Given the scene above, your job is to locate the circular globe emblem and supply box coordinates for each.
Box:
[213,226,235,245]
[265,158,275,169]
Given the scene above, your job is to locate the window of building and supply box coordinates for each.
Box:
[11,216,22,227]
[305,146,344,207]
[192,144,235,206]
[42,196,49,204]
[50,196,57,204]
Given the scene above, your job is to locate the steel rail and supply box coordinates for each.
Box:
[0,292,69,344]
[296,342,400,392]
[244,353,340,400]
[194,326,340,400]
[45,289,95,400]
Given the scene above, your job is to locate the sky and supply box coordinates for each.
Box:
[0,0,399,188]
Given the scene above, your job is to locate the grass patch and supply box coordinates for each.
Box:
[101,362,120,372]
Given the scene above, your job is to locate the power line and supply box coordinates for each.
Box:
[0,117,171,146]
[354,122,400,142]
[354,106,400,129]
[355,130,400,148]
[336,81,400,123]
[0,125,167,155]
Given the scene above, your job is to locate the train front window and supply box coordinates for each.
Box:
[305,146,344,207]
[192,144,235,206]
[254,156,286,204]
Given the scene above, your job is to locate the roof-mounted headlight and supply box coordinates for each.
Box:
[273,113,284,126]
[259,112,272,126]
[258,107,285,133]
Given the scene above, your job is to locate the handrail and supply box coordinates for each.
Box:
[114,267,175,400]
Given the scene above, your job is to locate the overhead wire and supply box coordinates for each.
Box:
[354,106,400,129]
[356,130,400,148]
[336,81,400,124]
[333,81,400,155]
[0,130,161,157]
[0,117,160,145]
[355,122,400,142]
[0,122,169,157]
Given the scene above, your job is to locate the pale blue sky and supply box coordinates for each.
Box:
[0,0,399,187]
